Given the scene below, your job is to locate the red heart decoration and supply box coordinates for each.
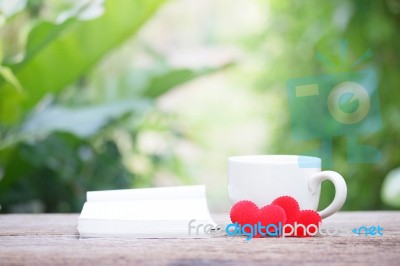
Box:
[293,210,322,237]
[259,204,286,235]
[230,200,259,226]
[230,200,259,236]
[229,197,322,238]
[230,201,287,237]
[272,196,301,235]
[272,196,300,224]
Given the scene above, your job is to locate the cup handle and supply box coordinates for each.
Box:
[308,170,347,219]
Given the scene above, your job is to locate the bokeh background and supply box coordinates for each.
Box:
[0,0,399,213]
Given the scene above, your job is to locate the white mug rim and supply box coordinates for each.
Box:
[228,155,321,166]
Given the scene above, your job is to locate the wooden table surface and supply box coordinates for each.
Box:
[0,212,399,265]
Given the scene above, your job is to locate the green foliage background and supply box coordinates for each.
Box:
[0,0,399,212]
[0,0,230,212]
[235,0,400,210]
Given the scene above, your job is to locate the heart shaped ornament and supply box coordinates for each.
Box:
[230,200,287,237]
[230,196,322,238]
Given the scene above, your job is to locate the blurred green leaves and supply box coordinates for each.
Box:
[143,66,232,98]
[0,99,151,149]
[0,132,132,212]
[241,0,400,210]
[381,168,400,208]
[0,0,233,213]
[0,0,165,124]
[0,65,23,92]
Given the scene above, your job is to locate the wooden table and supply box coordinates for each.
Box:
[0,212,399,265]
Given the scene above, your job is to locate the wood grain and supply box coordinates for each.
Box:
[0,212,399,265]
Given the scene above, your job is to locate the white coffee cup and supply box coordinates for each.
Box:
[227,155,347,219]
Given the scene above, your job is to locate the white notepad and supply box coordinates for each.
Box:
[77,185,216,239]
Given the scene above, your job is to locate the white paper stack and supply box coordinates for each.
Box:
[77,185,216,239]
